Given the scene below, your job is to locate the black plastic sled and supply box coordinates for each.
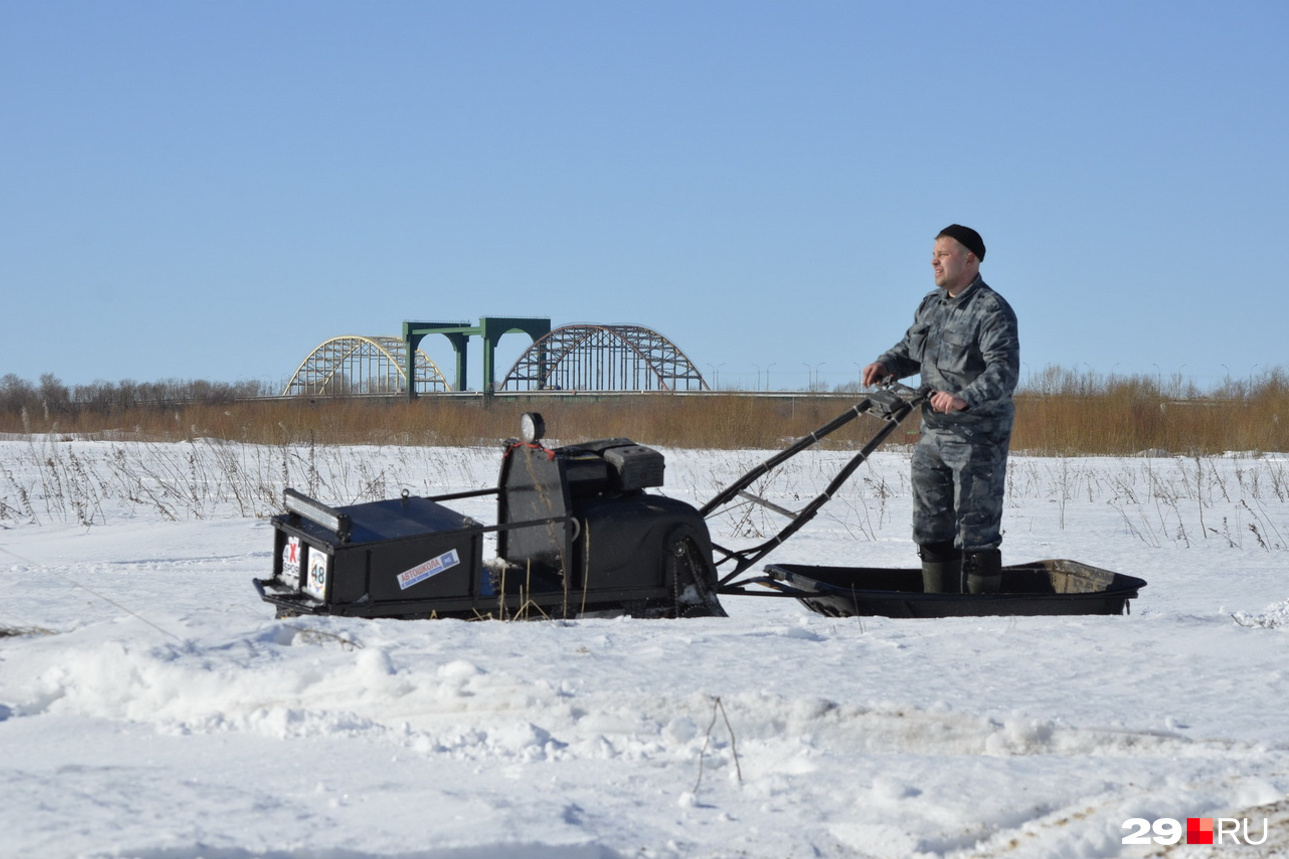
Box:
[752,559,1147,618]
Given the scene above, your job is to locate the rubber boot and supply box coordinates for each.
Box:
[919,541,962,594]
[965,549,1002,594]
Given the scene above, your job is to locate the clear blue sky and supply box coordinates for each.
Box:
[3,1,1286,392]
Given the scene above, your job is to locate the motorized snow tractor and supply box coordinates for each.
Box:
[254,385,1146,620]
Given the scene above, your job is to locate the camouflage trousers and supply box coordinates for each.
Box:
[911,422,1011,552]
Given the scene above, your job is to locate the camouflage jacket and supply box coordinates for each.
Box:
[876,276,1019,432]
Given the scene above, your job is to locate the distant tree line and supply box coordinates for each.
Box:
[0,373,276,420]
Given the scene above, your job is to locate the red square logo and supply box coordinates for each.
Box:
[1187,818,1213,845]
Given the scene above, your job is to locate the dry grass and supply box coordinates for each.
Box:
[0,395,896,451]
[4,375,1289,553]
[2,367,1287,455]
[1012,366,1289,455]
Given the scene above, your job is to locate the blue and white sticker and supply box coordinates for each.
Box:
[397,548,461,590]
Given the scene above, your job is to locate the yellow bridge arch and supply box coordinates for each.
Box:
[282,335,451,396]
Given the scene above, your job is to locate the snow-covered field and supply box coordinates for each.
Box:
[1,434,1287,858]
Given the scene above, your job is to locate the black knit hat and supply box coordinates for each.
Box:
[937,224,985,261]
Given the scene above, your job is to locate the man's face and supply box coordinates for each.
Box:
[931,236,975,294]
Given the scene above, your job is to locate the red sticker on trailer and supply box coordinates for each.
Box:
[282,537,301,582]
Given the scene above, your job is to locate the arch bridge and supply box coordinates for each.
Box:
[499,324,709,392]
[284,322,708,396]
[281,336,451,397]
